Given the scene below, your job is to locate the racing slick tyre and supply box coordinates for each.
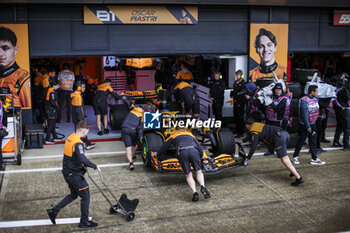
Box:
[216,128,235,155]
[286,82,303,99]
[287,133,299,148]
[256,78,274,88]
[142,133,163,168]
[290,99,299,117]
[293,68,318,85]
[110,104,129,130]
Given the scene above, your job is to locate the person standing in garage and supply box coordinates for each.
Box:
[57,63,75,123]
[209,72,226,120]
[71,81,95,150]
[45,79,60,144]
[333,79,350,151]
[93,78,121,135]
[231,69,246,137]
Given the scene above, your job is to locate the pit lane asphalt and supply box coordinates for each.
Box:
[0,137,349,233]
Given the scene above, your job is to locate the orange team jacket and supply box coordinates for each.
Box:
[0,67,31,109]
[176,69,193,81]
[249,64,286,83]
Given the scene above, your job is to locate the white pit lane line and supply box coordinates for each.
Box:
[0,217,92,228]
[22,151,126,160]
[1,147,344,174]
[0,162,144,174]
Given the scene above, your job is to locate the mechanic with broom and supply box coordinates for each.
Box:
[47,121,99,228]
[241,118,304,186]
[157,126,211,201]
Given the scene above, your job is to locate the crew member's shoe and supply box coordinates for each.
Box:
[317,148,327,153]
[192,192,199,202]
[310,158,326,165]
[103,129,109,134]
[129,162,134,170]
[292,157,300,165]
[53,138,61,142]
[97,131,103,136]
[45,140,55,145]
[47,209,57,225]
[343,147,350,151]
[200,185,211,199]
[332,142,343,147]
[264,151,274,156]
[78,221,98,228]
[85,143,96,150]
[291,177,304,186]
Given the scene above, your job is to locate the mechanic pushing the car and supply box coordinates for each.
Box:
[92,78,121,135]
[173,81,200,118]
[47,121,99,228]
[241,118,304,186]
[121,105,144,170]
[157,127,211,201]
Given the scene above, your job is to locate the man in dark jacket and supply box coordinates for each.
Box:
[231,69,246,137]
[241,118,304,186]
[157,128,211,202]
[45,79,60,144]
[209,72,226,120]
[121,106,144,170]
[47,121,99,228]
[333,81,350,150]
[0,96,8,171]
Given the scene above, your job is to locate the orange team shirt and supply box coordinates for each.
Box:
[176,69,193,81]
[0,68,31,109]
[96,83,113,92]
[249,64,286,83]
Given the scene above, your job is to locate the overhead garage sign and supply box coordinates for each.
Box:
[334,10,350,25]
[84,6,198,24]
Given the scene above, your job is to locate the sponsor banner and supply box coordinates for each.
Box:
[84,6,198,24]
[249,24,289,82]
[0,24,31,110]
[334,10,350,25]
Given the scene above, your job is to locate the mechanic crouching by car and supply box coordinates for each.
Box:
[174,81,200,118]
[241,118,304,186]
[157,127,211,201]
[121,106,144,170]
[93,78,121,135]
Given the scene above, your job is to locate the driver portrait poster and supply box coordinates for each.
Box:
[0,24,31,109]
[249,24,288,83]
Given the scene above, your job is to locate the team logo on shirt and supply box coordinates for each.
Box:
[143,110,161,129]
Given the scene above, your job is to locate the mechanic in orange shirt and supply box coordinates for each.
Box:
[176,63,193,83]
[0,26,31,109]
[249,28,286,83]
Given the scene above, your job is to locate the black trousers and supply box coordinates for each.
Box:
[46,118,58,140]
[334,109,350,148]
[293,123,318,160]
[316,115,328,148]
[58,90,72,122]
[212,98,224,120]
[0,137,3,166]
[234,102,245,134]
[53,173,90,224]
